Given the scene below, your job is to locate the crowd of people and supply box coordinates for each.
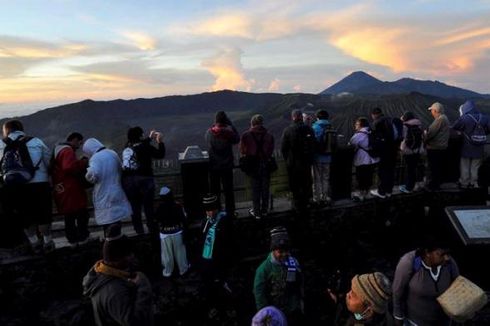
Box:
[0,98,488,325]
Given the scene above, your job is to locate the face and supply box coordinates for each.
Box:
[206,208,218,217]
[69,138,83,150]
[354,121,362,131]
[430,109,438,118]
[2,125,9,138]
[425,248,450,267]
[272,249,289,262]
[346,287,368,313]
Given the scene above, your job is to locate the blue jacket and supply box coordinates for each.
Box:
[312,119,332,164]
[452,100,490,158]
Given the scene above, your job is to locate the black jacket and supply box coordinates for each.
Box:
[280,120,315,168]
[123,138,165,177]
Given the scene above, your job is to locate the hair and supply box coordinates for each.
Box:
[3,120,24,133]
[401,111,415,122]
[66,132,83,142]
[316,109,329,120]
[356,117,370,128]
[415,234,449,257]
[127,126,144,144]
[291,109,303,121]
[371,107,383,116]
[215,111,228,124]
[251,114,264,126]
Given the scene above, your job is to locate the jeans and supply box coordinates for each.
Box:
[250,164,271,214]
[356,164,376,191]
[287,164,312,214]
[377,152,397,195]
[122,175,157,234]
[209,168,235,216]
[312,162,331,202]
[403,154,420,191]
[460,157,482,187]
[427,149,446,190]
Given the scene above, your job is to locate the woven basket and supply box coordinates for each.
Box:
[437,275,488,322]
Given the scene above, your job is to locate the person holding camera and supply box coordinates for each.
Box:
[121,126,165,234]
[205,111,240,217]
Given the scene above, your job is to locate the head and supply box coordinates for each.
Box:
[215,111,229,125]
[66,132,84,149]
[251,114,264,127]
[401,111,415,122]
[291,109,303,122]
[459,100,475,116]
[370,107,383,121]
[251,306,287,326]
[82,138,104,157]
[428,102,444,119]
[102,223,134,270]
[127,126,144,144]
[346,272,392,321]
[202,193,220,217]
[416,236,450,267]
[2,119,24,138]
[355,117,370,131]
[270,226,290,262]
[316,109,329,121]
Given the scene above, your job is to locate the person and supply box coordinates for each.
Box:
[83,138,132,235]
[122,126,165,234]
[251,306,288,326]
[52,132,92,246]
[0,119,53,253]
[205,111,240,217]
[281,109,315,214]
[311,109,335,205]
[349,117,379,202]
[201,193,233,294]
[240,114,275,219]
[330,272,392,326]
[254,226,303,324]
[83,223,154,326]
[155,186,190,277]
[399,112,424,193]
[369,108,399,199]
[424,102,450,190]
[452,100,490,188]
[392,237,459,326]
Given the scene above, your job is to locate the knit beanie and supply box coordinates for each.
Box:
[251,306,288,326]
[351,272,392,314]
[103,224,132,263]
[270,226,290,251]
[251,114,264,126]
[202,193,219,211]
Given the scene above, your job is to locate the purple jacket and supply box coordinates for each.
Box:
[349,127,379,167]
[452,100,490,158]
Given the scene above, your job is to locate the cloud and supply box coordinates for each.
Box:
[268,78,280,91]
[201,47,253,91]
[0,36,86,59]
[119,31,157,50]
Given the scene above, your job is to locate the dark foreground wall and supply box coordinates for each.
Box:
[1,190,489,325]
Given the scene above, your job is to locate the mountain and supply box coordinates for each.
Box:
[4,90,490,161]
[321,71,486,99]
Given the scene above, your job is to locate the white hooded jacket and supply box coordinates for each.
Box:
[83,138,132,225]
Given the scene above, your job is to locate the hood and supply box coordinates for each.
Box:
[7,130,26,141]
[210,123,236,139]
[403,118,422,126]
[313,119,330,126]
[250,125,268,134]
[82,261,132,297]
[83,138,104,157]
[54,143,71,159]
[459,100,476,116]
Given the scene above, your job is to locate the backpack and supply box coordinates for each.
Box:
[317,124,338,155]
[299,125,316,163]
[122,146,139,171]
[404,124,423,150]
[0,135,41,185]
[358,130,381,158]
[392,118,404,143]
[466,114,487,145]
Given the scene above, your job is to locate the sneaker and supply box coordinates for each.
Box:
[43,240,56,254]
[370,189,387,199]
[399,185,412,194]
[351,193,364,202]
[249,208,261,220]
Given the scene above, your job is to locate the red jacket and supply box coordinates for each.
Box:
[240,126,274,159]
[52,144,88,214]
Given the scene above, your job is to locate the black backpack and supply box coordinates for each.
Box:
[317,124,338,155]
[466,114,488,145]
[358,129,381,158]
[299,125,316,163]
[392,118,404,143]
[0,136,41,185]
[404,124,423,150]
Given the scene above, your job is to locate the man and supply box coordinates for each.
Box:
[83,138,132,235]
[83,223,154,326]
[240,114,275,219]
[369,108,398,199]
[52,132,91,246]
[0,120,53,253]
[311,109,335,205]
[281,109,315,214]
[425,102,450,190]
[122,127,165,234]
[452,100,490,188]
[205,111,240,217]
[254,226,303,324]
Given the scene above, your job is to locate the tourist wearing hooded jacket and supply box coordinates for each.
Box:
[205,111,240,216]
[240,114,275,219]
[311,109,333,205]
[452,100,490,188]
[399,112,424,193]
[83,138,132,233]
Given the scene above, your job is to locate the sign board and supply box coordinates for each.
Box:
[445,206,490,245]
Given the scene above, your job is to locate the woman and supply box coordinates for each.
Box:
[392,237,459,326]
[349,117,379,201]
[399,112,424,193]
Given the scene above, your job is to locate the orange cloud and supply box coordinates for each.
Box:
[202,48,253,91]
[192,14,253,38]
[268,78,280,91]
[0,44,87,59]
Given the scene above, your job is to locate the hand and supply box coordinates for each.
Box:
[128,272,141,285]
[154,132,163,143]
[149,130,156,140]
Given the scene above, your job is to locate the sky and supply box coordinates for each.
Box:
[0,0,489,117]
